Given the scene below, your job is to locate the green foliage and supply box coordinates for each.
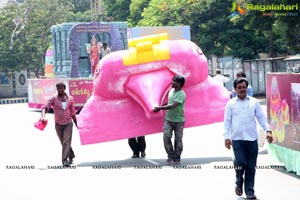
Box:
[128,0,150,27]
[102,0,131,21]
[70,0,90,13]
[0,6,19,71]
[0,0,78,75]
[273,0,300,54]
[138,0,187,26]
[0,0,299,74]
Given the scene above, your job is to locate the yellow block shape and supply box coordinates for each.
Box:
[123,33,170,66]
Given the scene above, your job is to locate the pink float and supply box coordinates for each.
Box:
[78,34,229,145]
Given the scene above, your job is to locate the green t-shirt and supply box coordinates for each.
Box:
[165,88,186,122]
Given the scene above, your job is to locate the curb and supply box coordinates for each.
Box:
[0,98,28,105]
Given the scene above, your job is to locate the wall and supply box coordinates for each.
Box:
[0,70,29,98]
[208,56,287,96]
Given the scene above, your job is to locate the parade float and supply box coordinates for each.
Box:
[266,73,300,175]
[28,22,230,146]
[77,33,229,144]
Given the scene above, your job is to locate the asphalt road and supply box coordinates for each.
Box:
[0,103,299,200]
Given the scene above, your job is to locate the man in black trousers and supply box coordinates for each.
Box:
[128,136,146,158]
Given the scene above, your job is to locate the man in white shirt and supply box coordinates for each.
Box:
[100,43,111,59]
[223,77,273,199]
[213,68,229,86]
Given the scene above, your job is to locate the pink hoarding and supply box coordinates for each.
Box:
[68,79,93,106]
[28,79,61,109]
[28,78,93,109]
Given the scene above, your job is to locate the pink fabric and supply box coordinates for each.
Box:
[78,40,229,145]
[34,119,48,131]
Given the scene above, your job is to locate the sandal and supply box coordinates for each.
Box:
[235,187,243,196]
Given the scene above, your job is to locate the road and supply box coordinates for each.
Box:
[0,103,299,200]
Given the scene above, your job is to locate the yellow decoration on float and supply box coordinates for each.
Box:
[123,33,170,66]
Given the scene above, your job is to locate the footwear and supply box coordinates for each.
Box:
[69,155,75,164]
[235,187,243,196]
[174,160,180,165]
[141,151,146,158]
[166,158,173,164]
[69,159,74,164]
[131,154,139,158]
[246,194,257,199]
[63,161,70,167]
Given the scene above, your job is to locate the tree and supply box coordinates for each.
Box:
[102,0,131,21]
[134,0,299,58]
[0,4,25,72]
[128,0,150,27]
[0,0,73,76]
[138,0,188,26]
[70,0,90,14]
[273,0,300,54]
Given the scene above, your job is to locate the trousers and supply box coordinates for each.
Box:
[128,136,146,156]
[163,120,184,162]
[232,140,258,195]
[55,122,75,163]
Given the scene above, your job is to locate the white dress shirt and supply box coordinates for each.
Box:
[223,96,271,141]
[214,74,229,85]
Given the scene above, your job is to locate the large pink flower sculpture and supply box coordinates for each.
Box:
[78,34,229,145]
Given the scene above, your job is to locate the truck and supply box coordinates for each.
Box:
[27,21,128,109]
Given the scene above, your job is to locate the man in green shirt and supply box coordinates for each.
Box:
[153,75,186,164]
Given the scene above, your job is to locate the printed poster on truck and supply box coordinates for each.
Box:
[266,73,300,151]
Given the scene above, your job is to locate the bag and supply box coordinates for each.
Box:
[34,118,48,131]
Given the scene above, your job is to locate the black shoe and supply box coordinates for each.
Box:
[69,155,75,164]
[166,158,173,164]
[131,154,139,158]
[235,187,243,196]
[63,161,70,167]
[246,194,257,199]
[174,160,180,165]
[141,151,146,158]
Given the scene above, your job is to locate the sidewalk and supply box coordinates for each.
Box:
[0,97,28,105]
[256,96,266,105]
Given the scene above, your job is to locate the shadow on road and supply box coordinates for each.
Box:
[271,167,300,180]
[76,156,233,168]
